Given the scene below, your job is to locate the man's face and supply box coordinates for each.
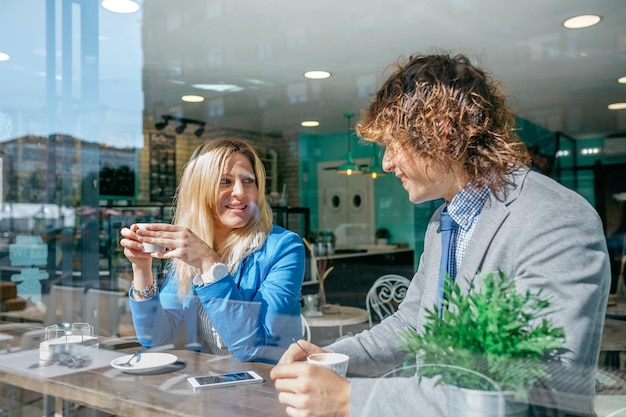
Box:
[381,140,465,204]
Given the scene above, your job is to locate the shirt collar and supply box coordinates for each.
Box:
[446,182,490,230]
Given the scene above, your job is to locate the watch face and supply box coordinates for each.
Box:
[198,264,229,286]
[212,264,229,281]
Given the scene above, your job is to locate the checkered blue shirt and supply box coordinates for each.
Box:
[446,183,491,279]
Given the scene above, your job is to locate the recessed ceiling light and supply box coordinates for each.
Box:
[562,14,602,29]
[192,83,243,92]
[301,120,320,127]
[181,95,205,103]
[608,102,626,110]
[101,0,140,13]
[304,70,331,80]
[0,52,10,61]
[618,76,626,84]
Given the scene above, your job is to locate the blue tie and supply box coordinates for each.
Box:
[437,209,456,316]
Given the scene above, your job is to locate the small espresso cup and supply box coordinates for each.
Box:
[136,223,166,253]
[307,352,349,377]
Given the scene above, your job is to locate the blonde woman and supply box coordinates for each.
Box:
[120,138,305,363]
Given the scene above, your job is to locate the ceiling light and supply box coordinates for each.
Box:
[580,147,602,155]
[0,52,10,62]
[562,14,602,29]
[192,83,243,92]
[363,145,387,179]
[155,115,170,130]
[194,126,205,137]
[304,70,331,80]
[336,113,362,176]
[301,120,320,127]
[365,167,386,179]
[101,0,140,14]
[244,78,271,86]
[175,123,187,134]
[181,95,204,103]
[608,102,626,110]
[618,76,626,85]
[156,114,206,135]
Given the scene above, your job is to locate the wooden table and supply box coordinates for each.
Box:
[602,319,626,353]
[303,306,369,337]
[0,348,285,417]
[607,302,626,321]
[599,318,626,371]
[0,305,45,323]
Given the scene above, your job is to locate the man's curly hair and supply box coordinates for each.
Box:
[356,53,530,196]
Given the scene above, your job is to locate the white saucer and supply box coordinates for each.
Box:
[111,352,177,373]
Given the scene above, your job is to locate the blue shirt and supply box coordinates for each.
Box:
[446,183,491,279]
[129,225,305,364]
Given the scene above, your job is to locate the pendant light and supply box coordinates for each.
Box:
[336,112,362,175]
[364,144,387,179]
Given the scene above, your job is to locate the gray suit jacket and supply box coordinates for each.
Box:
[329,169,611,417]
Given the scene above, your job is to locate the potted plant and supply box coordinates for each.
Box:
[375,227,391,245]
[302,238,334,311]
[397,270,565,416]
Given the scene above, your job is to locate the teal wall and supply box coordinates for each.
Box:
[298,117,621,270]
[299,131,415,248]
[558,136,626,206]
[575,137,626,166]
[516,117,557,156]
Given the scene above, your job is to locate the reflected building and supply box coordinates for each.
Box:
[0,135,136,206]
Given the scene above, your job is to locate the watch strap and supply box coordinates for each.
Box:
[194,263,229,286]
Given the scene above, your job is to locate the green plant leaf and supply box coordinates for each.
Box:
[396,270,565,392]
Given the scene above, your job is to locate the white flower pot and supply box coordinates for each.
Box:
[445,385,528,417]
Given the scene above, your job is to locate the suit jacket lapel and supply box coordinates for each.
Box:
[454,170,527,293]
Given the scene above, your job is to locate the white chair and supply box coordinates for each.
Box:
[366,274,411,327]
[301,314,311,342]
[84,288,123,337]
[20,285,85,350]
[43,285,85,326]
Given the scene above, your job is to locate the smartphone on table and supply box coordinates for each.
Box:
[187,371,264,390]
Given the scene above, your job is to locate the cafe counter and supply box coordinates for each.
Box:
[305,246,414,310]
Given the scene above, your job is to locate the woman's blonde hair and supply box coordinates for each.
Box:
[170,138,273,300]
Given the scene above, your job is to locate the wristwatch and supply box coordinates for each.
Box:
[193,263,229,287]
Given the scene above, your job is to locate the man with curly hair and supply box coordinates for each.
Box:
[271,53,610,416]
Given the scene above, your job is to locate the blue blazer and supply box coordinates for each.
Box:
[129,225,305,364]
[329,170,610,416]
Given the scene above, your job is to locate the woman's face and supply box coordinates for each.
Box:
[213,153,259,237]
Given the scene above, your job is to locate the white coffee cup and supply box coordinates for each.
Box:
[307,352,349,377]
[136,223,166,253]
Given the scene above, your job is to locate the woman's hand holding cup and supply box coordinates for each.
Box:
[135,223,167,252]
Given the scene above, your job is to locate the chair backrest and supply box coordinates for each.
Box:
[301,314,311,342]
[44,285,85,326]
[84,288,122,337]
[366,274,411,327]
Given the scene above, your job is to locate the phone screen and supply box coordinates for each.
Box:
[195,372,256,385]
[187,371,264,389]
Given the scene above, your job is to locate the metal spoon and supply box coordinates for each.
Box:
[292,338,308,356]
[118,349,143,367]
